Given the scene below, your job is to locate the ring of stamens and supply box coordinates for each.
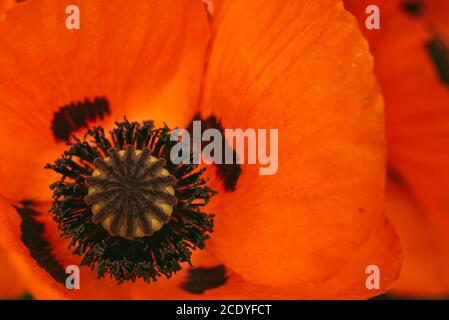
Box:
[85,146,178,239]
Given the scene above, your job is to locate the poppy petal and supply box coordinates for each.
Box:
[196,218,401,299]
[0,247,26,298]
[198,0,400,290]
[0,0,208,201]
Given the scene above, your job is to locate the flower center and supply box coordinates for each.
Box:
[46,118,216,284]
[85,146,178,240]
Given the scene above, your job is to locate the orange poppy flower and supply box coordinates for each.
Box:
[344,0,449,297]
[0,0,402,299]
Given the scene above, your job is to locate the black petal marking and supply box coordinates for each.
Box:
[51,97,110,143]
[15,201,66,284]
[402,1,423,16]
[188,114,242,192]
[426,36,449,86]
[181,265,228,294]
[388,167,407,188]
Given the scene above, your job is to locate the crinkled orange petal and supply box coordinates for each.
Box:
[386,179,449,297]
[0,0,208,202]
[198,0,401,294]
[0,247,26,298]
